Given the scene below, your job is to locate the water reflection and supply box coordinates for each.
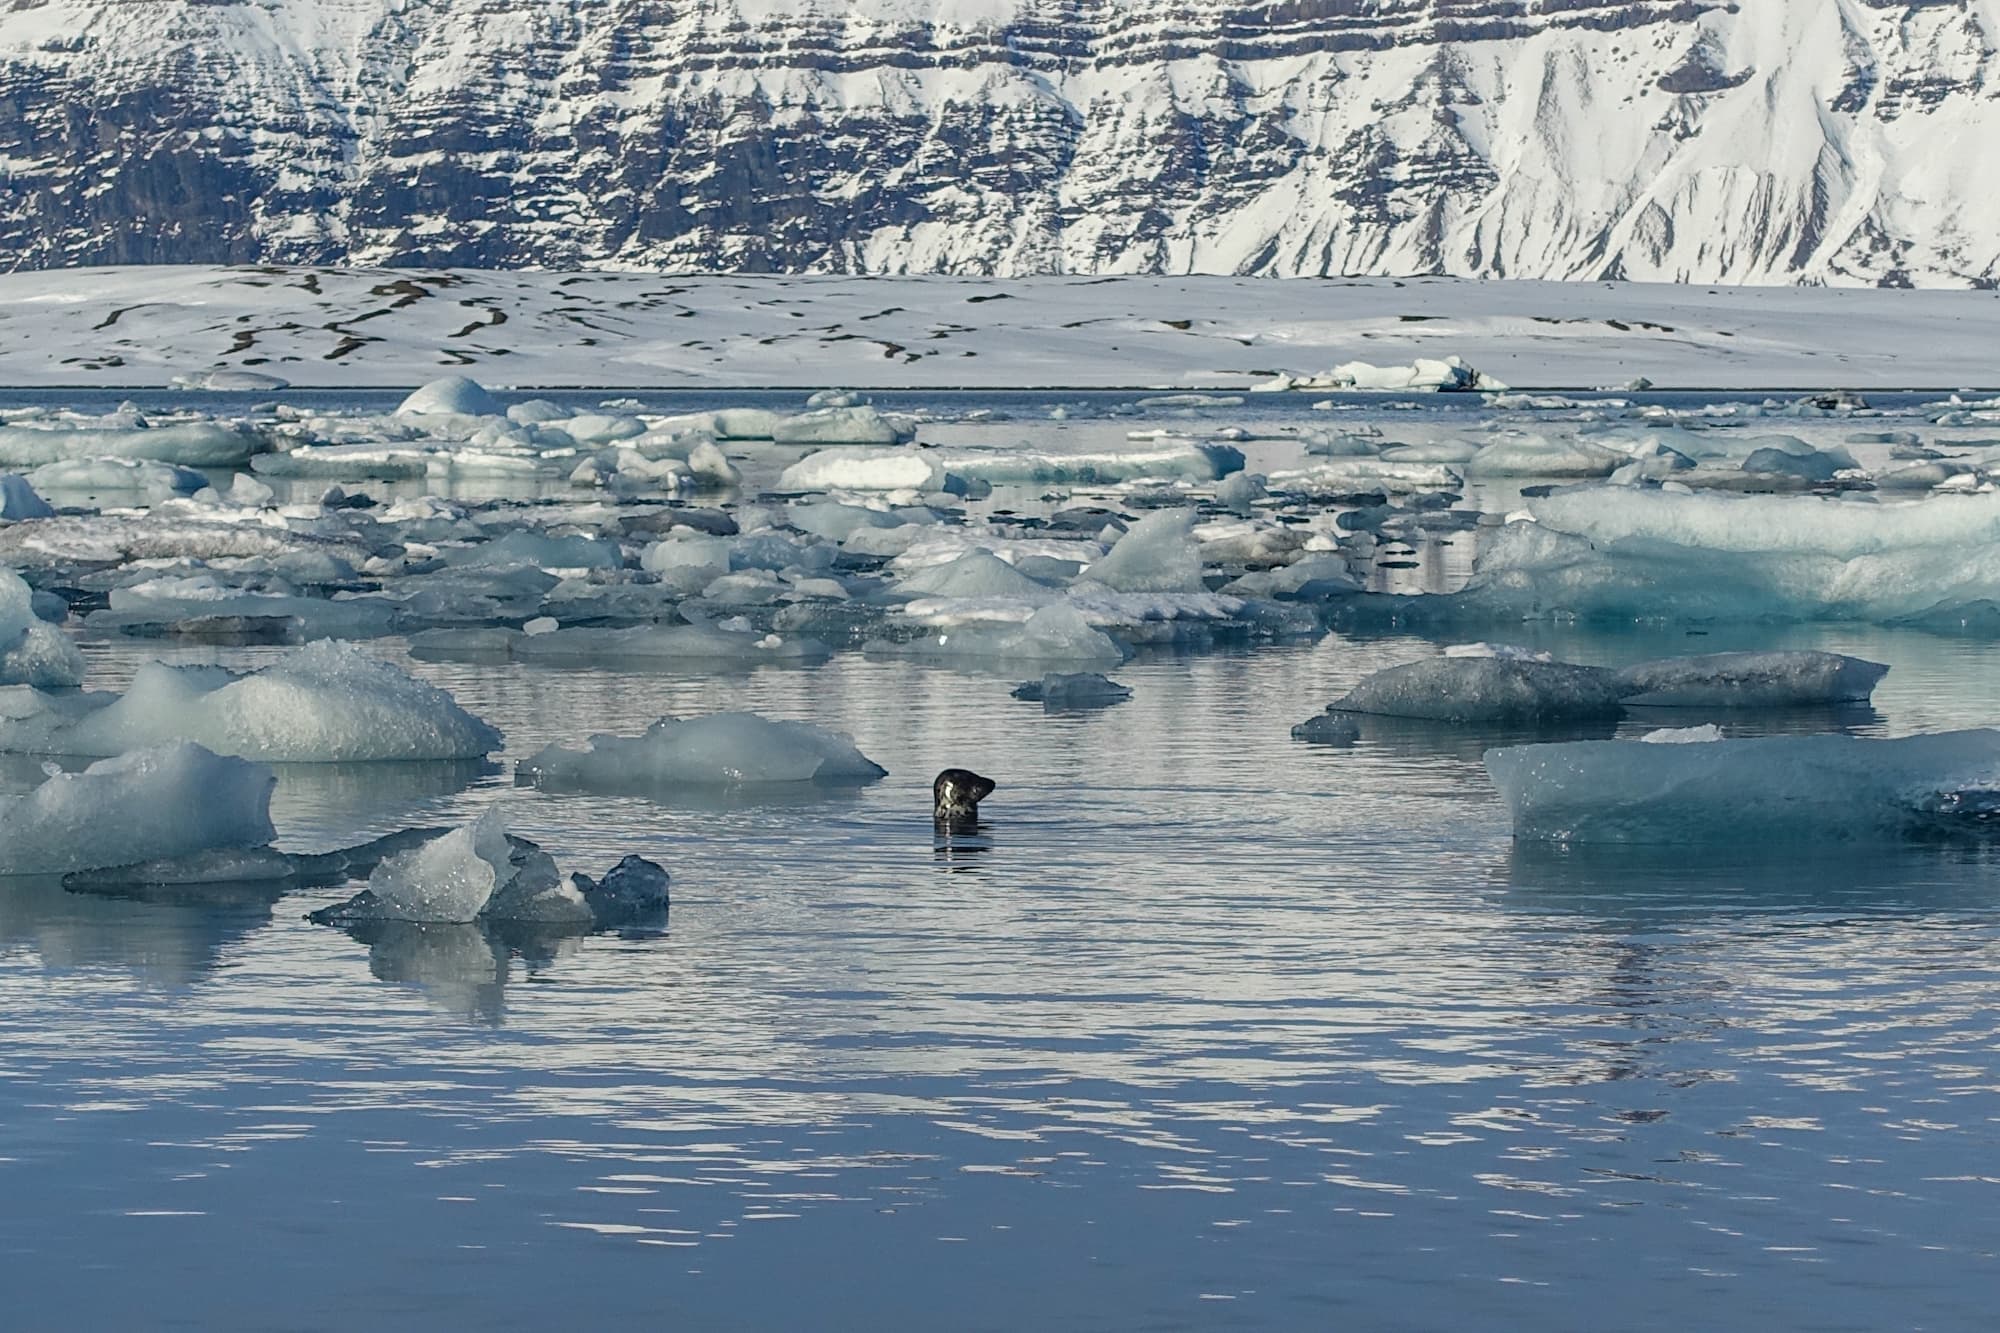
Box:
[331,918,593,1021]
[0,873,271,984]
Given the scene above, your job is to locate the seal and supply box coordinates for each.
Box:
[933,768,996,826]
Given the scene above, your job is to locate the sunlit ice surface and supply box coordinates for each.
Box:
[1,388,1998,1329]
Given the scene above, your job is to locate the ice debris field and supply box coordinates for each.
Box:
[7,367,2000,931]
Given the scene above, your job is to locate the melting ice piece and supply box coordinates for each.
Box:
[1011,672,1132,710]
[310,809,592,926]
[1615,651,1889,708]
[899,549,1054,600]
[772,406,914,446]
[1486,728,2000,843]
[0,743,276,875]
[568,855,671,925]
[1639,724,1724,743]
[1322,656,1626,724]
[0,641,502,761]
[518,713,886,793]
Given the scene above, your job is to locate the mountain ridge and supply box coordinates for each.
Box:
[1,0,1995,285]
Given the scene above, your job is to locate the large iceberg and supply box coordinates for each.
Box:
[0,743,276,875]
[518,712,887,792]
[0,641,502,761]
[1487,728,2000,844]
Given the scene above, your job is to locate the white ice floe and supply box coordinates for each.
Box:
[771,406,913,446]
[1487,728,2000,843]
[26,457,208,500]
[1614,651,1888,708]
[778,447,939,493]
[519,712,886,791]
[0,642,500,761]
[169,370,291,392]
[397,375,504,418]
[0,742,277,875]
[1268,459,1464,494]
[1278,356,1503,393]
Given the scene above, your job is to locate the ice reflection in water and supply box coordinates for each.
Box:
[4,580,2000,1321]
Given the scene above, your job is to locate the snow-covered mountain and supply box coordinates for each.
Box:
[1,1,1996,285]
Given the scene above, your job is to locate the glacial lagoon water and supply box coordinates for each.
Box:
[3,390,2000,1329]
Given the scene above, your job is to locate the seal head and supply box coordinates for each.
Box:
[933,768,996,823]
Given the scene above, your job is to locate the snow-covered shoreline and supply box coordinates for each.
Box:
[1,267,1997,392]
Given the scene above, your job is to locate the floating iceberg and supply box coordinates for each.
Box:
[1614,651,1888,708]
[0,743,276,875]
[0,641,501,761]
[519,713,886,792]
[1320,656,1626,724]
[169,369,290,392]
[778,448,939,493]
[1487,728,2000,844]
[0,422,262,467]
[397,375,504,418]
[771,406,913,446]
[27,456,208,500]
[1294,356,1502,392]
[1011,672,1132,710]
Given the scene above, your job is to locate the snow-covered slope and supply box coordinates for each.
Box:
[4,267,1998,388]
[1,1,1996,285]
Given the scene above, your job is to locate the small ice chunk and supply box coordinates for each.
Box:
[0,474,54,520]
[899,549,1051,599]
[352,808,511,923]
[1443,643,1556,662]
[772,406,914,446]
[571,854,670,924]
[0,743,276,875]
[519,713,887,792]
[1640,724,1724,743]
[1011,672,1132,710]
[868,602,1126,669]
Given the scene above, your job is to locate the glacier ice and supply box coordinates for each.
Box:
[1487,728,2000,844]
[0,742,277,875]
[0,641,501,761]
[518,712,886,792]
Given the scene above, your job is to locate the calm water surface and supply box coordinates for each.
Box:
[1,392,1997,1330]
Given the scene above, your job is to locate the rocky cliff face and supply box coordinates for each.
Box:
[1,0,1995,284]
